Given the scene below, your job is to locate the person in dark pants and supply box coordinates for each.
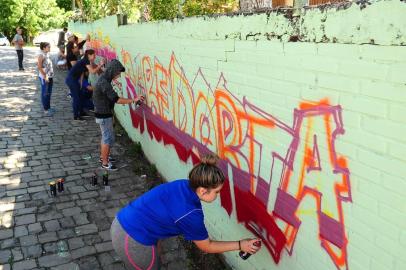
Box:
[57,27,68,53]
[65,49,104,120]
[111,154,262,269]
[12,27,24,70]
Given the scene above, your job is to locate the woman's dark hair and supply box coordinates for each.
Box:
[40,42,50,50]
[189,154,225,191]
[84,49,95,59]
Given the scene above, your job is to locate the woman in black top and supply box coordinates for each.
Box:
[66,33,86,69]
[65,49,104,120]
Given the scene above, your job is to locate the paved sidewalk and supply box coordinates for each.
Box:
[0,47,195,270]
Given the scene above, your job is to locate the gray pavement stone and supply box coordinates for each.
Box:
[15,214,35,225]
[57,229,76,239]
[0,229,13,240]
[14,225,28,237]
[71,246,97,260]
[72,213,89,225]
[74,224,98,236]
[0,249,11,264]
[95,242,113,253]
[62,207,82,217]
[99,230,112,242]
[21,244,43,258]
[59,216,75,228]
[1,238,17,249]
[50,262,80,270]
[12,247,24,262]
[44,220,61,232]
[38,232,58,243]
[68,237,85,250]
[13,259,37,270]
[28,222,43,233]
[15,207,37,216]
[19,235,39,246]
[38,253,72,268]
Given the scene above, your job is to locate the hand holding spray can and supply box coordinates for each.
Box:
[239,240,261,260]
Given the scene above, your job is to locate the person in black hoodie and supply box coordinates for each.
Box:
[93,59,145,171]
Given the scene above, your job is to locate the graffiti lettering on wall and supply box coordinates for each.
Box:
[91,34,352,270]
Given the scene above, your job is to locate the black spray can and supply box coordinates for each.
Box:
[103,171,109,186]
[57,178,64,192]
[239,241,261,260]
[49,181,57,197]
[91,172,98,186]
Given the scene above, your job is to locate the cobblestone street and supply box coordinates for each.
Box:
[0,47,199,270]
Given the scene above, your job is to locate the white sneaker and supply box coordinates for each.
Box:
[101,162,118,171]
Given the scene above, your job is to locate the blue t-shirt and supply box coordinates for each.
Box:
[117,179,209,245]
[67,57,90,80]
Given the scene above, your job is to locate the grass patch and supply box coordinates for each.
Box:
[127,142,143,157]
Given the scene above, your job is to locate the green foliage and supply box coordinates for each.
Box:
[182,0,238,17]
[149,0,180,21]
[56,0,73,11]
[127,142,143,157]
[0,0,70,40]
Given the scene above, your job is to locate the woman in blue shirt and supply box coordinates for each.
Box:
[65,49,104,120]
[111,154,261,270]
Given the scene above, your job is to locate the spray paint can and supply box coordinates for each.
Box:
[49,181,57,197]
[239,241,261,260]
[57,178,64,192]
[91,172,98,186]
[103,171,109,186]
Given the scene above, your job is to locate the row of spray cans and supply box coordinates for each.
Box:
[49,178,64,197]
[91,170,109,187]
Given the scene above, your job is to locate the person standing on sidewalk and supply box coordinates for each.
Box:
[12,27,24,71]
[65,49,104,120]
[57,27,68,52]
[93,59,144,171]
[37,42,55,117]
[111,154,262,270]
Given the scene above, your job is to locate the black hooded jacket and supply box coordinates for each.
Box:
[93,59,125,118]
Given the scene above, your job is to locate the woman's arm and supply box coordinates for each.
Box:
[193,238,261,254]
[37,55,47,79]
[86,63,103,74]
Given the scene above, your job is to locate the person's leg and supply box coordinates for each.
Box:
[21,49,24,69]
[99,117,114,166]
[17,50,23,69]
[39,77,48,112]
[45,78,53,111]
[101,143,110,166]
[67,79,81,118]
[111,218,159,270]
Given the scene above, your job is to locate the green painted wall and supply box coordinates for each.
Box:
[71,1,406,270]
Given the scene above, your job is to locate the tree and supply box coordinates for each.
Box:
[182,0,238,16]
[0,0,71,41]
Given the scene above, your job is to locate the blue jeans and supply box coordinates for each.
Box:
[39,77,53,110]
[65,76,82,118]
[96,117,114,145]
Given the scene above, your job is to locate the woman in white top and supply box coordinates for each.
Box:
[37,42,55,116]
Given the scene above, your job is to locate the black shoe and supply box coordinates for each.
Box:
[19,68,24,71]
[74,116,86,121]
[80,112,93,118]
